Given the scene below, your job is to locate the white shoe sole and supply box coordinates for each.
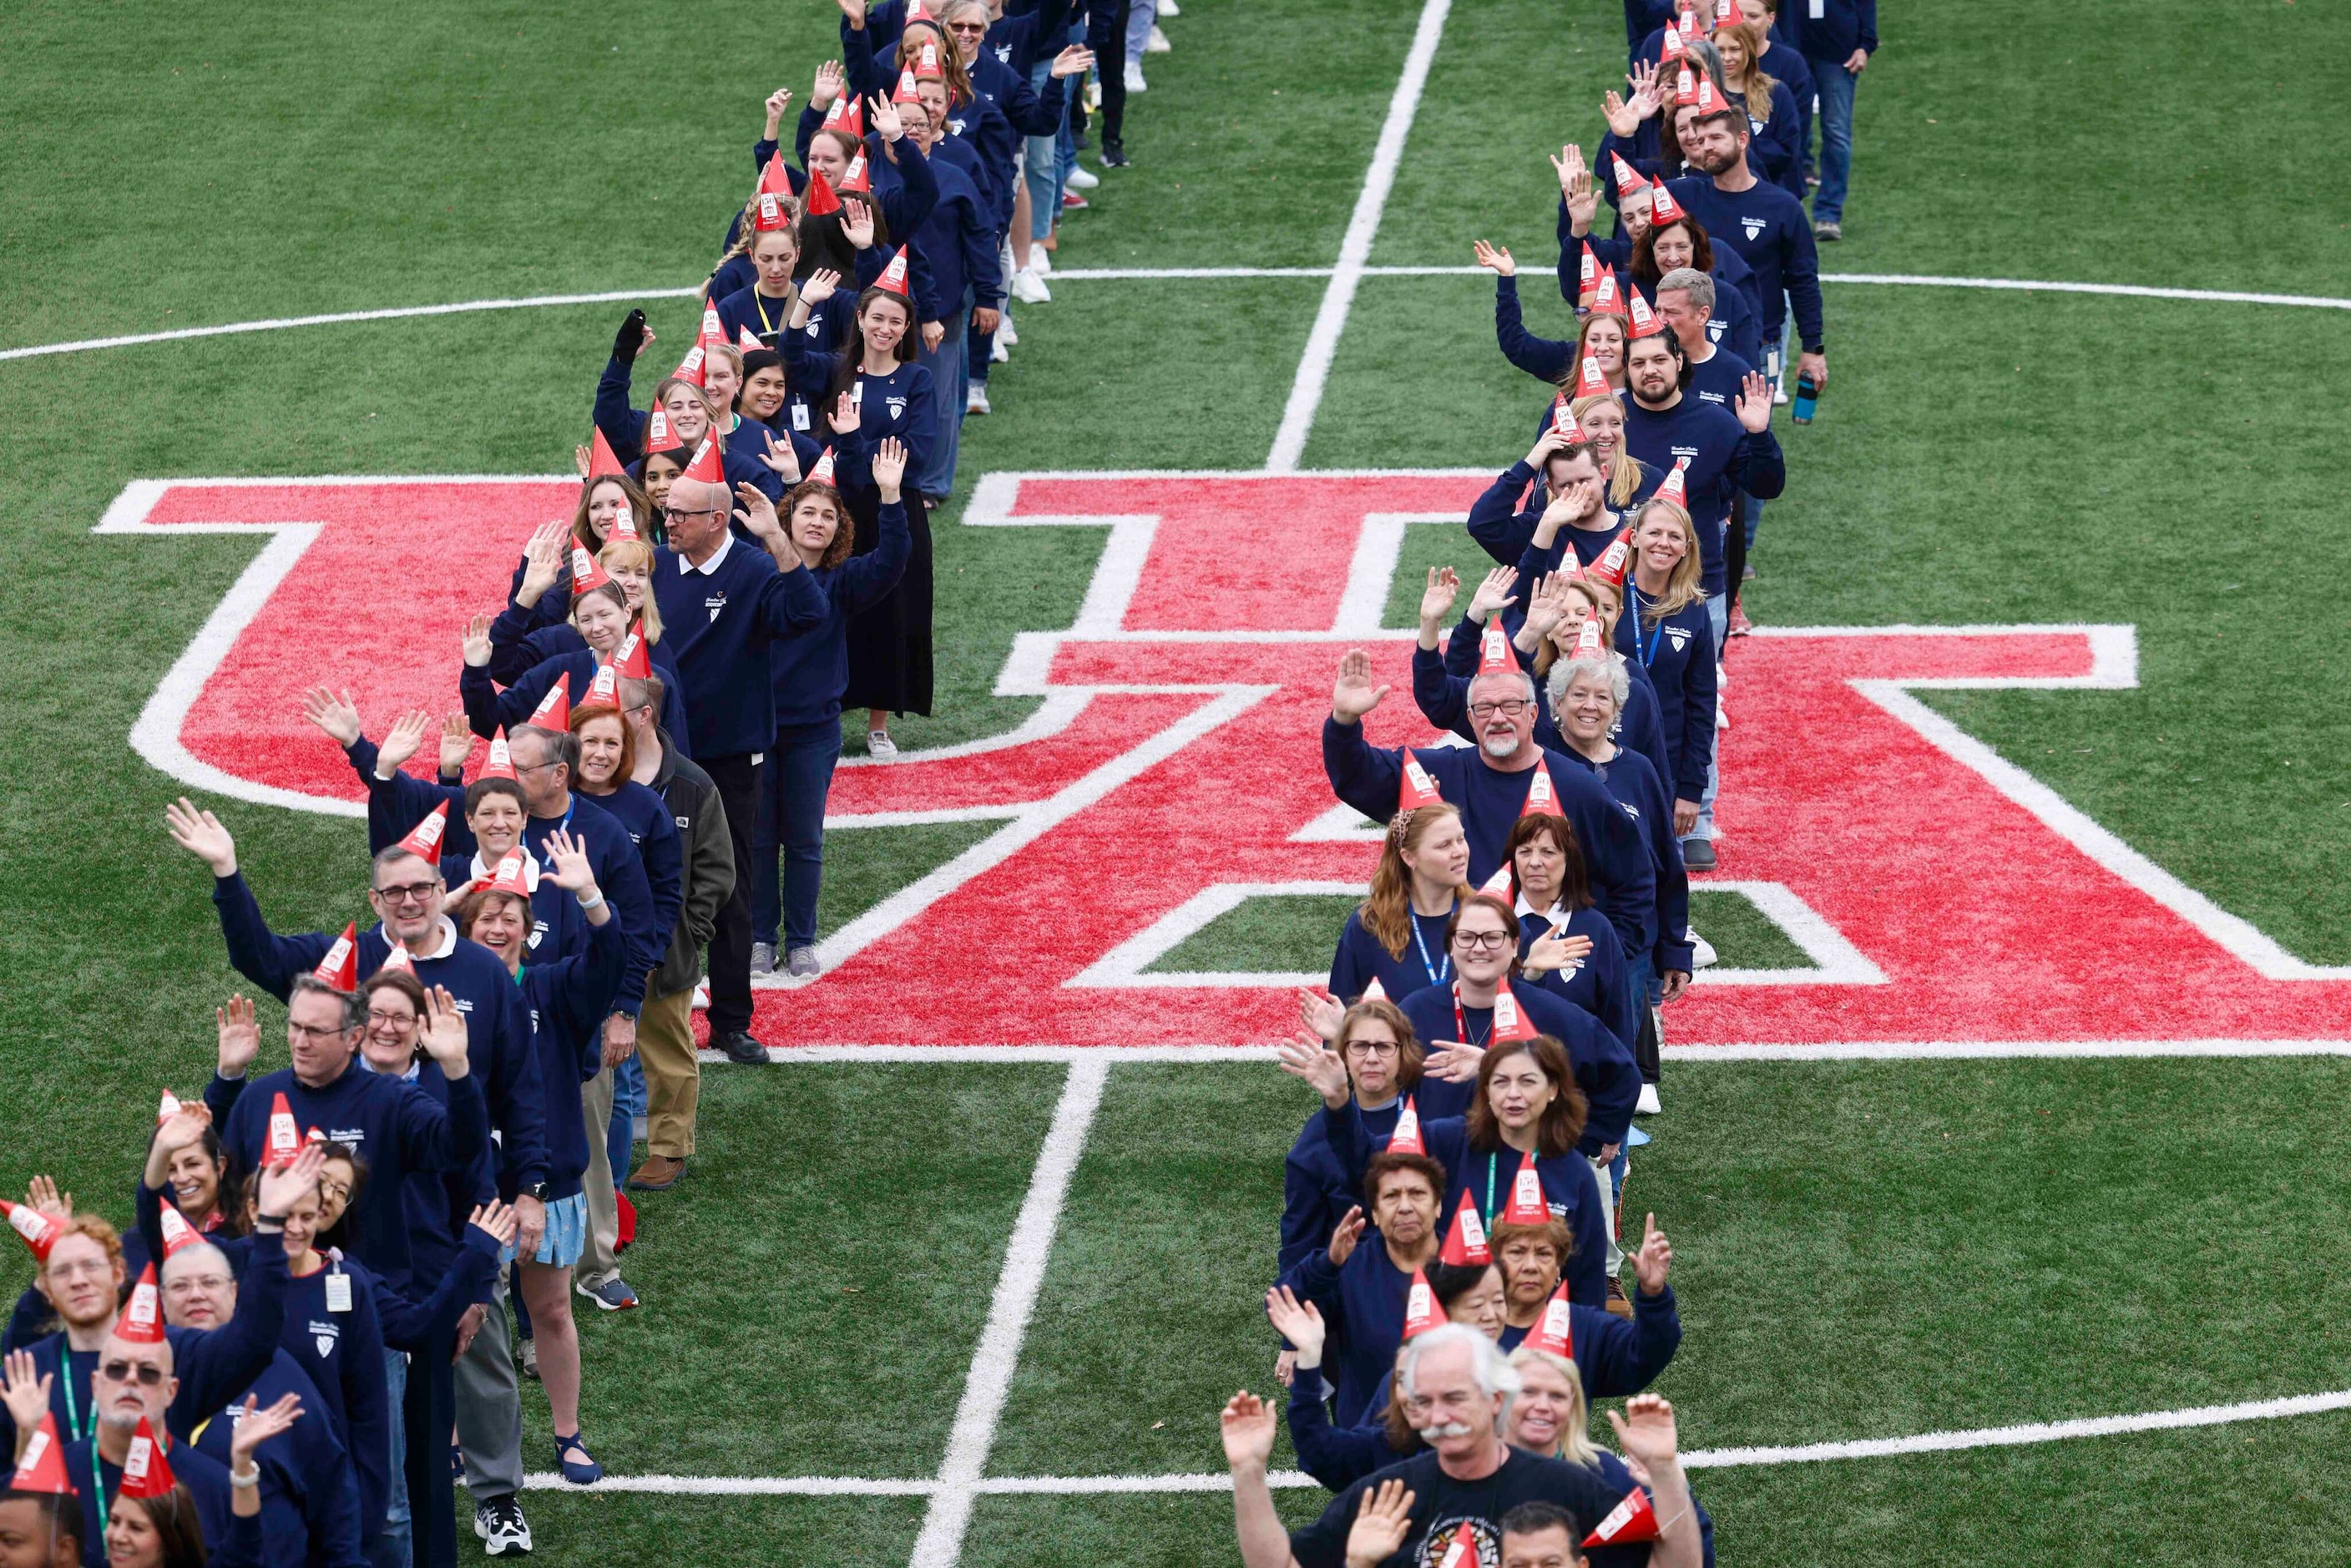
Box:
[1146,25,1170,50]
[1064,165,1100,190]
[1011,271,1051,304]
[1689,930,1718,969]
[1123,66,1146,91]
[1636,1083,1661,1115]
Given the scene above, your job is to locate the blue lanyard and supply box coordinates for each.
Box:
[1627,584,1666,668]
[1408,911,1451,988]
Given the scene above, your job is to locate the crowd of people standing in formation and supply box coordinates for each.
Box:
[1229,0,1871,1561]
[0,0,1874,1564]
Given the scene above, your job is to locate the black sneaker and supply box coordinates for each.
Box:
[1681,837,1718,872]
[475,1494,532,1556]
[1100,142,1130,168]
[713,1029,769,1065]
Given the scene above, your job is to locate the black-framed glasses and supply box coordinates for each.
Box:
[663,506,722,524]
[372,880,439,904]
[1343,1039,1401,1059]
[1452,930,1514,951]
[1468,700,1533,719]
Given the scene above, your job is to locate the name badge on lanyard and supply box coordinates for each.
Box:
[791,403,810,430]
[325,1271,353,1313]
[1808,0,1824,15]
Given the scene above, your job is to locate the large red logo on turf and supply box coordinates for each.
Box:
[105,472,2351,1047]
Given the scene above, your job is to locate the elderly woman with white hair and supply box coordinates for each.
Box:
[1223,1323,1704,1567]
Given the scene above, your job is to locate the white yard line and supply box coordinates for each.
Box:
[15,272,2351,366]
[1262,0,1455,473]
[691,1039,2351,1065]
[523,1384,2351,1496]
[906,1057,1111,1568]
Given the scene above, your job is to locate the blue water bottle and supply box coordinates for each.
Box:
[1792,374,1819,425]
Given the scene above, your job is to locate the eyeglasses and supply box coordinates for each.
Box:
[288,1021,354,1044]
[511,759,559,776]
[99,1360,165,1388]
[372,880,440,905]
[163,1274,231,1297]
[366,1010,416,1029]
[1343,1039,1401,1059]
[1452,930,1514,951]
[663,507,721,524]
[1468,700,1533,719]
[316,1179,352,1206]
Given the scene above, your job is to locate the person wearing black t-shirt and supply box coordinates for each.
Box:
[1223,1323,1702,1567]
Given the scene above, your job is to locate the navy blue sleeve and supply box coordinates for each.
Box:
[593,827,660,1021]
[1465,463,1539,567]
[1411,646,1477,745]
[371,1227,499,1353]
[1730,424,1787,502]
[1782,216,1825,352]
[635,812,684,987]
[995,58,1069,134]
[1281,1144,1340,1279]
[1443,612,1487,677]
[1673,614,1717,805]
[835,499,913,613]
[1859,0,1878,53]
[1566,775,1656,964]
[1561,1172,1608,1307]
[487,591,568,685]
[552,916,629,1080]
[756,558,837,639]
[460,659,522,741]
[169,1246,288,1434]
[1274,1231,1344,1312]
[4,1287,50,1356]
[211,874,331,1004]
[336,1272,392,1549]
[1322,716,1406,828]
[840,13,888,97]
[395,1069,490,1179]
[895,366,936,480]
[1588,920,1642,1057]
[1287,1378,1393,1494]
[1494,276,1574,384]
[963,195,1004,310]
[346,740,467,857]
[793,105,825,169]
[1571,1014,1641,1152]
[593,357,646,466]
[882,134,941,241]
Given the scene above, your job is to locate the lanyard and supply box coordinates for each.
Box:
[59,1351,85,1440]
[753,289,790,337]
[1408,911,1451,989]
[1450,985,1490,1051]
[1626,584,1666,667]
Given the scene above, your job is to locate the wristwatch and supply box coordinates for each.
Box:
[519,1181,551,1203]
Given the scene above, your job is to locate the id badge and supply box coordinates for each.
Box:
[791,403,810,431]
[325,1272,353,1313]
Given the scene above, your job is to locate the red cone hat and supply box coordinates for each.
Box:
[641,405,685,457]
[1610,154,1646,200]
[587,428,627,479]
[1647,180,1688,230]
[118,1262,167,1344]
[1389,1095,1426,1156]
[1401,1268,1447,1339]
[1478,863,1514,899]
[1588,528,1633,588]
[1585,1486,1661,1547]
[525,675,571,732]
[1576,241,1601,308]
[1627,289,1668,340]
[1491,982,1543,1043]
[1501,1150,1550,1224]
[757,149,792,198]
[479,728,519,781]
[808,446,841,488]
[9,1412,73,1495]
[671,345,708,389]
[1478,624,1514,675]
[1524,1282,1575,1358]
[1519,760,1565,819]
[311,923,359,993]
[695,300,728,352]
[486,849,533,900]
[611,628,651,680]
[2,1200,64,1263]
[1438,1195,1491,1266]
[1656,455,1690,509]
[821,94,864,139]
[893,66,922,105]
[264,1092,302,1171]
[838,149,872,195]
[1572,354,1611,399]
[872,247,913,298]
[394,803,448,865]
[156,1090,182,1126]
[569,543,613,599]
[680,434,726,486]
[1590,270,1626,318]
[1398,749,1444,810]
[117,1417,178,1500]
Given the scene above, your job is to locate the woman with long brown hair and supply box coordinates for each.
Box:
[1327,802,1470,1007]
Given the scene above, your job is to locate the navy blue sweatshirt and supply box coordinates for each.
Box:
[1323,1105,1610,1307]
[484,593,689,694]
[1516,903,1641,1055]
[1620,392,1784,596]
[1279,1098,1403,1279]
[1465,460,1661,572]
[1560,741,1695,978]
[769,499,913,727]
[0,1245,291,1464]
[1617,582,1717,803]
[1735,78,1806,200]
[1387,981,1641,1156]
[1327,906,1457,1008]
[35,1436,236,1568]
[201,1054,488,1299]
[1666,175,1824,352]
[517,792,665,1018]
[1274,1232,1428,1428]
[1493,273,1589,387]
[459,648,691,760]
[518,913,627,1198]
[1321,719,1656,963]
[1678,341,1756,415]
[190,1348,367,1568]
[210,880,545,1191]
[775,351,936,512]
[649,534,832,756]
[906,150,1003,324]
[1433,614,1676,802]
[1787,0,1877,63]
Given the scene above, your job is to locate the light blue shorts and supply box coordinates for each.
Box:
[528,1191,589,1268]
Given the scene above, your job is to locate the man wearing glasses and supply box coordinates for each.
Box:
[1321,652,1658,966]
[648,475,829,1065]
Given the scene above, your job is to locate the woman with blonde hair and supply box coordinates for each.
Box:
[1327,802,1471,1006]
[1616,494,1716,867]
[1710,18,1802,199]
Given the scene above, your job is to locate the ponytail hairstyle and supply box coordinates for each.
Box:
[1361,802,1466,958]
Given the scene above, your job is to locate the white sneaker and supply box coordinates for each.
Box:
[1030,248,1051,276]
[1146,23,1171,51]
[1157,0,1177,14]
[1636,1082,1661,1115]
[998,316,1017,346]
[1065,164,1100,190]
[867,730,898,759]
[1690,929,1718,969]
[967,385,991,414]
[989,335,1009,363]
[1011,267,1052,304]
[1124,61,1146,92]
[1772,382,1790,406]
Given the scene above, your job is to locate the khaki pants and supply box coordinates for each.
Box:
[575,1066,621,1291]
[1588,1153,1625,1277]
[636,984,700,1158]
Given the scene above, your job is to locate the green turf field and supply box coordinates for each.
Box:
[6,0,2351,1562]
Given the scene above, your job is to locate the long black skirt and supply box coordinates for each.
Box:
[842,488,934,718]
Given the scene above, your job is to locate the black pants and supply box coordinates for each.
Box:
[1097,0,1132,149]
[403,1329,458,1568]
[699,751,762,1038]
[1723,498,1748,599]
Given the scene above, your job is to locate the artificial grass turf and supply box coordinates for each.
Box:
[993,1059,2351,1475]
[503,1492,930,1568]
[1149,893,1367,974]
[1686,888,1812,969]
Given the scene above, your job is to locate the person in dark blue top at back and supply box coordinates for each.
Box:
[729,438,912,980]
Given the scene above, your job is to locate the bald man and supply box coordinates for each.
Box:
[648,473,828,1063]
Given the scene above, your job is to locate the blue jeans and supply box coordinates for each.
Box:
[1125,0,1155,58]
[1693,592,1728,841]
[915,305,968,499]
[368,1350,409,1568]
[1026,50,1073,240]
[752,716,846,951]
[1810,58,1856,224]
[608,1054,645,1183]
